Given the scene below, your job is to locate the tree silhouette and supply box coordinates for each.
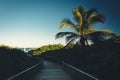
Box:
[56,5,115,47]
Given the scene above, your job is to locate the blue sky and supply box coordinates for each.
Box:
[0,0,120,47]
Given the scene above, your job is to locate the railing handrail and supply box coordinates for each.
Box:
[7,62,43,80]
[63,61,99,80]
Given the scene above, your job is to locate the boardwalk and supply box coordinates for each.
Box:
[33,61,74,80]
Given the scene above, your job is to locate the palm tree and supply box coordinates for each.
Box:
[56,5,114,47]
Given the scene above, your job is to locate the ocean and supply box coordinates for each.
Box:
[19,48,32,52]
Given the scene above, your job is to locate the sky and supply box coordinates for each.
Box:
[0,0,120,48]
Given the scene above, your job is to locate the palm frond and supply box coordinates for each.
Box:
[66,34,78,43]
[87,30,115,44]
[87,30,115,40]
[59,18,80,33]
[85,8,97,20]
[59,18,75,29]
[55,32,76,39]
[88,30,114,36]
[78,5,85,16]
[59,19,77,31]
[98,30,114,34]
[72,9,83,27]
[88,13,105,24]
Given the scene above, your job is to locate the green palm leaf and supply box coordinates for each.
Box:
[59,19,80,32]
[88,13,105,24]
[72,8,83,27]
[55,32,77,39]
[66,34,79,43]
[88,30,114,37]
[78,5,85,16]
[59,18,75,29]
[85,8,97,20]
[87,30,115,44]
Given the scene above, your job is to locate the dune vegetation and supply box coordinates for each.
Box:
[0,45,40,79]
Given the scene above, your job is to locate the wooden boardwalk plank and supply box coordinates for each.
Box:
[34,61,74,80]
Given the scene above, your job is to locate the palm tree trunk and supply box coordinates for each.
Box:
[85,40,89,46]
[64,39,74,49]
[80,36,86,47]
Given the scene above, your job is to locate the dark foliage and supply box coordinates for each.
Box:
[40,39,120,80]
[0,46,39,79]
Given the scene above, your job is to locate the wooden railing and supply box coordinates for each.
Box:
[43,56,99,80]
[7,61,43,80]
[63,61,99,80]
